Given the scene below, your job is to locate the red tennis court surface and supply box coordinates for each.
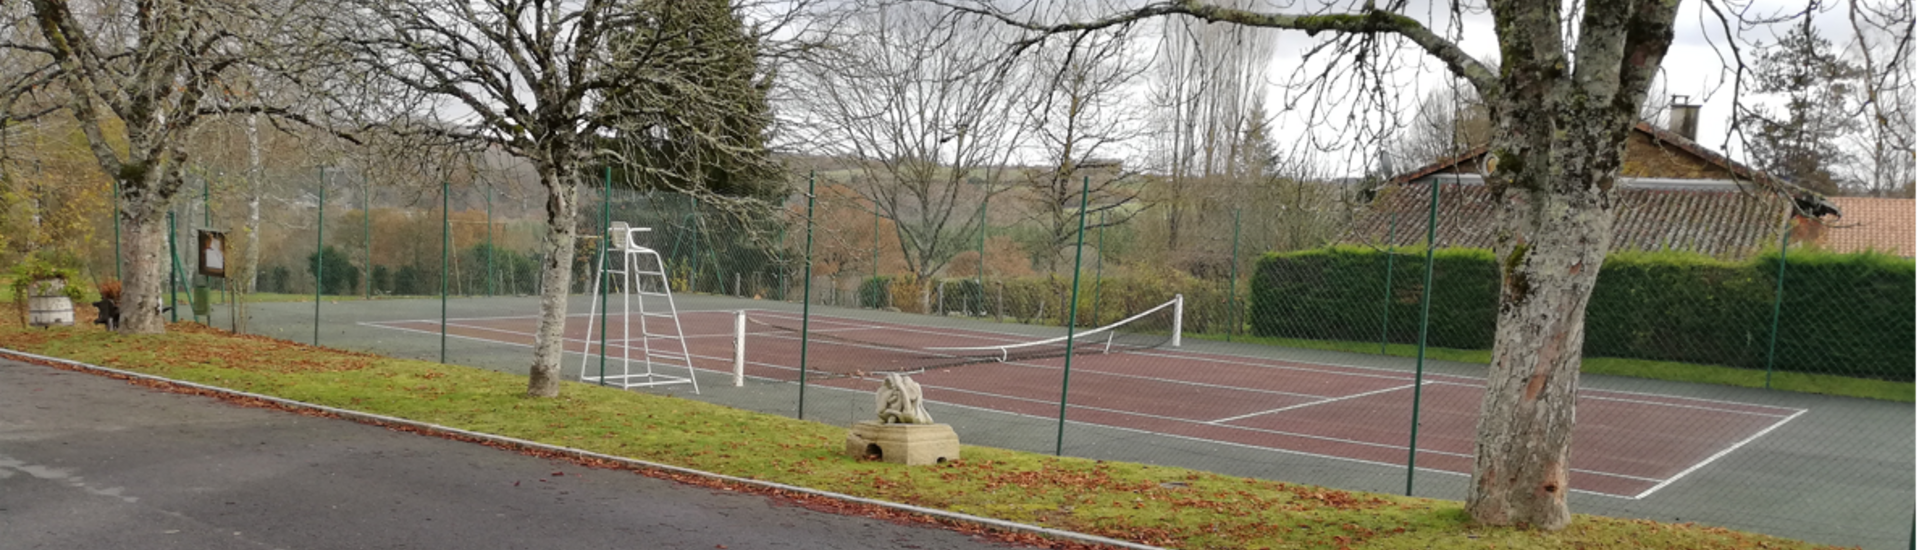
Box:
[368,309,1805,499]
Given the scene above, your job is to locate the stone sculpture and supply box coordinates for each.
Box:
[847,372,957,465]
[874,372,932,424]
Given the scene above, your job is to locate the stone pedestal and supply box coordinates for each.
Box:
[845,421,959,465]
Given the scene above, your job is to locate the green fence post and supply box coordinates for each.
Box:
[1090,210,1106,326]
[365,172,372,299]
[1405,179,1439,496]
[486,184,494,296]
[1764,217,1792,389]
[1055,176,1093,456]
[977,199,987,315]
[113,179,122,283]
[1227,208,1243,341]
[439,179,448,363]
[168,211,179,323]
[599,167,611,384]
[202,177,210,318]
[313,169,323,343]
[1380,212,1399,354]
[871,206,880,308]
[798,172,817,419]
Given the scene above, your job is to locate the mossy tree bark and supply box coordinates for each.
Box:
[950,0,1684,529]
[526,158,580,398]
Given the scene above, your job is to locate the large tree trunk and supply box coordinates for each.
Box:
[1465,179,1614,529]
[118,207,171,334]
[244,113,263,293]
[526,164,580,398]
[1462,0,1673,529]
[1466,85,1634,527]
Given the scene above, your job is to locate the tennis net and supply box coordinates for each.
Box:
[744,295,1183,378]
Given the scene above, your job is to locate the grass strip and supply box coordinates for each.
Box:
[1190,332,1913,403]
[0,322,1846,550]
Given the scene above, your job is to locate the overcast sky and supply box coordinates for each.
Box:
[1245,0,1886,176]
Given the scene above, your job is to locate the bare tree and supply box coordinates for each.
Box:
[1385,83,1488,171]
[783,3,1026,309]
[1147,0,1275,251]
[1018,17,1151,272]
[334,0,790,397]
[940,0,1760,529]
[3,0,341,333]
[1844,0,1914,196]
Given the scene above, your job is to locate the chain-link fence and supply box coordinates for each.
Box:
[116,168,1913,550]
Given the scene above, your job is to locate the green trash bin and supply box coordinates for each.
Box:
[192,285,211,316]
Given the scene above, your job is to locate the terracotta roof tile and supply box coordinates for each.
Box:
[1814,197,1915,257]
[1348,181,1789,259]
[1384,122,1793,191]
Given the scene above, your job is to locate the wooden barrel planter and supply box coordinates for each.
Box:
[27,278,74,328]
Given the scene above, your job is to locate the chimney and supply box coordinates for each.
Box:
[1668,95,1700,141]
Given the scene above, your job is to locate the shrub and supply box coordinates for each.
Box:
[263,265,292,294]
[1250,246,1915,381]
[858,276,891,309]
[305,245,361,296]
[393,265,432,296]
[369,265,394,295]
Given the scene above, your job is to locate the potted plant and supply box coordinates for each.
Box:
[10,254,87,328]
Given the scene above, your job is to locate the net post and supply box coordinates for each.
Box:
[733,310,746,387]
[1171,294,1183,347]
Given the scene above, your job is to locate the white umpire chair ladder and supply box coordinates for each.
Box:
[576,222,700,393]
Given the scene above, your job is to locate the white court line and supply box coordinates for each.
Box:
[444,321,729,342]
[746,312,1806,420]
[1632,409,1809,499]
[1424,379,1803,419]
[389,319,1662,486]
[377,308,744,325]
[731,328,1331,401]
[739,311,1433,388]
[1208,383,1425,424]
[362,318,1725,495]
[746,309,1478,383]
[536,309,1794,417]
[442,319,1330,401]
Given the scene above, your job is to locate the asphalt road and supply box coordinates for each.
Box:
[0,359,1023,550]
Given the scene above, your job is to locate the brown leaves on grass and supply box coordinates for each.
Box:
[132,323,376,373]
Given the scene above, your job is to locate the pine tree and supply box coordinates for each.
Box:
[604,0,781,200]
[1744,20,1866,195]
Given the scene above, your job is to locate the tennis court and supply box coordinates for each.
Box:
[367,306,1805,500]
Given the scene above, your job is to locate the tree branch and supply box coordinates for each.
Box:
[933,0,1499,96]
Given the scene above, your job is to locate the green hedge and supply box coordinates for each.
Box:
[1248,246,1498,350]
[1250,246,1915,381]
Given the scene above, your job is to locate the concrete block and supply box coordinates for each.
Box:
[844,421,959,466]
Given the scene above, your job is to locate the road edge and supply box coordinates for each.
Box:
[0,347,1167,550]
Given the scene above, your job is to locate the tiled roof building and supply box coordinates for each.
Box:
[1352,179,1789,259]
[1807,197,1915,257]
[1348,118,1837,260]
